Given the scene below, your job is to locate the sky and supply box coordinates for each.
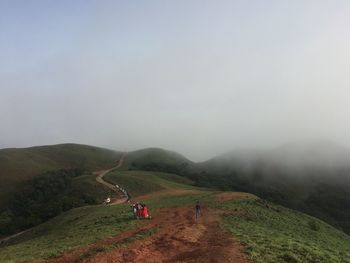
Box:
[1,0,350,161]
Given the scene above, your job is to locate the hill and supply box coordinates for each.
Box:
[126,143,350,234]
[0,143,122,208]
[197,142,350,234]
[122,147,197,173]
[0,166,349,263]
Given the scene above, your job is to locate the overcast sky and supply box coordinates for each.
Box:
[1,1,350,161]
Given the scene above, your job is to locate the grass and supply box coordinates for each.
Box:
[0,169,208,263]
[2,160,350,263]
[0,204,136,262]
[104,170,196,197]
[219,199,350,263]
[0,191,213,263]
[2,185,349,263]
[70,173,115,202]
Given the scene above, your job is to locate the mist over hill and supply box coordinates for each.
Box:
[1,141,350,235]
[128,141,350,234]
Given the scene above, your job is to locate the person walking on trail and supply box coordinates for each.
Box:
[136,203,143,219]
[131,204,137,219]
[195,201,201,219]
[142,204,151,219]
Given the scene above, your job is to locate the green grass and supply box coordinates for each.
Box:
[104,170,196,197]
[2,188,349,263]
[0,169,208,263]
[0,190,212,263]
[219,199,350,263]
[0,204,136,262]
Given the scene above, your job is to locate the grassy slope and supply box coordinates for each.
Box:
[104,170,195,197]
[0,144,122,207]
[69,173,115,203]
[219,199,350,263]
[0,204,136,262]
[1,167,349,263]
[0,171,206,263]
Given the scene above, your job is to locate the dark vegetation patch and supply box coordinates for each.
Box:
[0,169,111,236]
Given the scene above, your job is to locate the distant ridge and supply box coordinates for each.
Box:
[0,143,122,207]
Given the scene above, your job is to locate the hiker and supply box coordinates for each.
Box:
[130,204,137,218]
[142,204,150,219]
[195,201,201,218]
[104,197,111,205]
[136,203,143,219]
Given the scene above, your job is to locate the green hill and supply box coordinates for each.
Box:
[123,147,198,173]
[1,144,350,262]
[0,170,207,262]
[127,146,350,235]
[0,143,122,208]
[1,168,349,263]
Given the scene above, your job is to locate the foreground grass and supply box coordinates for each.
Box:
[0,192,213,263]
[0,204,136,262]
[220,199,350,263]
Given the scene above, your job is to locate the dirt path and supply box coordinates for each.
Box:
[41,155,254,262]
[91,207,251,263]
[46,200,252,263]
[94,154,128,204]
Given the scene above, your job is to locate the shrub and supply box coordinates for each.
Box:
[308,219,320,231]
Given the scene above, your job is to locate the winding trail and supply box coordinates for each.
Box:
[94,154,128,205]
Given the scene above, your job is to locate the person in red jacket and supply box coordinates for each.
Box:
[142,204,149,219]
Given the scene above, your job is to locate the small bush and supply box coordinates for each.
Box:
[308,220,320,231]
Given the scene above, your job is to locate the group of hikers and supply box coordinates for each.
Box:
[115,184,129,199]
[103,184,129,205]
[130,203,151,219]
[104,182,202,220]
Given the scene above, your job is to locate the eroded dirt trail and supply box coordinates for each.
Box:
[45,157,254,263]
[94,154,128,204]
[50,205,252,263]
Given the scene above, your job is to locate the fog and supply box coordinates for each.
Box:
[1,1,350,161]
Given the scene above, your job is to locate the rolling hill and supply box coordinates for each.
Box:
[125,142,350,235]
[1,142,350,262]
[0,166,349,263]
[0,143,122,208]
